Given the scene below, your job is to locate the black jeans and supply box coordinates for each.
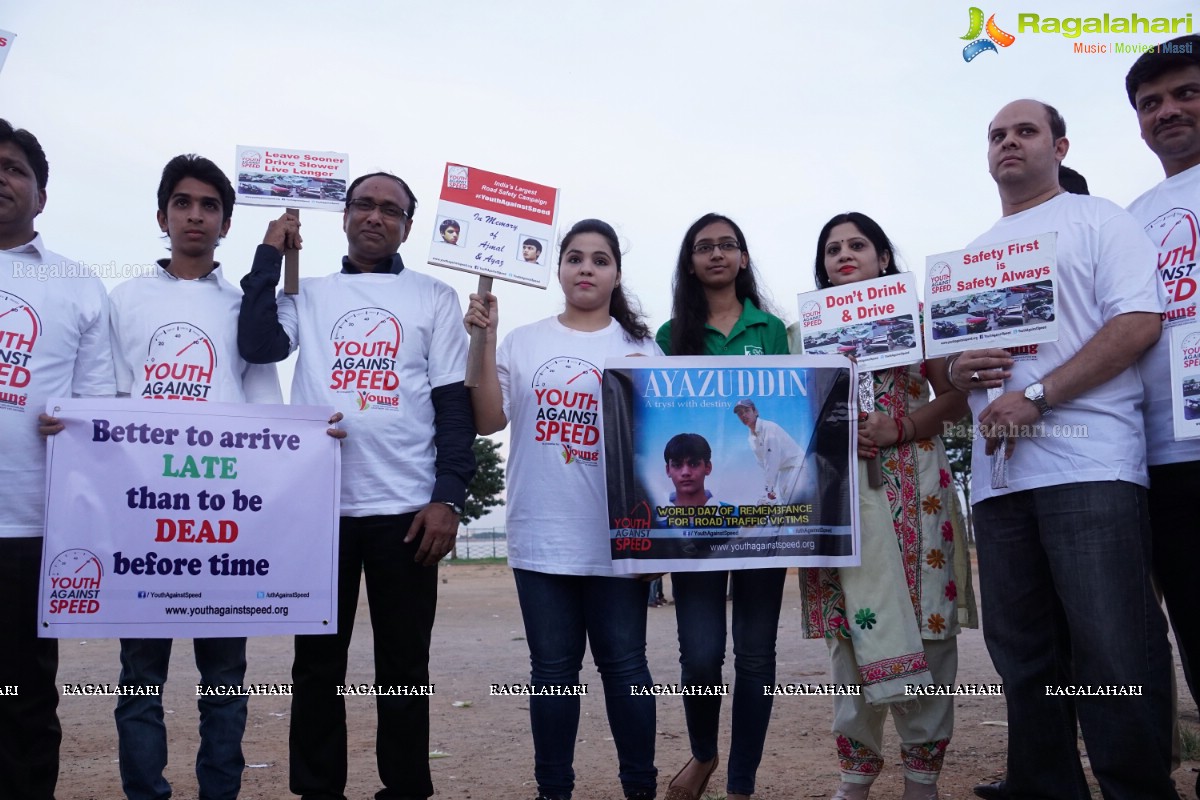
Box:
[289,514,438,800]
[1148,461,1200,706]
[0,537,61,800]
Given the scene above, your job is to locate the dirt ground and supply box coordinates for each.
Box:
[56,562,1198,800]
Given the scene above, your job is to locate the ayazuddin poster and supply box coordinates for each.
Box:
[602,355,859,574]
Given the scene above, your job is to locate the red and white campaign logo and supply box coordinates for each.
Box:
[531,356,602,466]
[0,289,41,412]
[1145,207,1198,322]
[929,261,952,294]
[46,548,103,615]
[330,307,402,411]
[800,300,822,328]
[240,150,262,170]
[1183,332,1200,369]
[144,322,216,400]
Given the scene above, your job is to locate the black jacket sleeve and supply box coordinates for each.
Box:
[238,244,292,364]
[429,381,477,508]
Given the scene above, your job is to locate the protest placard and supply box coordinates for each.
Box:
[234,145,350,293]
[427,163,559,288]
[0,29,15,75]
[602,355,859,573]
[1171,328,1200,440]
[234,145,349,211]
[924,232,1059,357]
[39,399,340,638]
[795,272,922,370]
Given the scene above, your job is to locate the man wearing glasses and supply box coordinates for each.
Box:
[238,171,476,800]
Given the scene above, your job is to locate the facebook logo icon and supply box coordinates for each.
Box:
[137,591,148,599]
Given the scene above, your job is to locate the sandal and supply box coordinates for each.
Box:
[663,754,719,800]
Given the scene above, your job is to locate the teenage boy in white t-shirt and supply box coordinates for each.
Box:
[237,172,475,800]
[108,155,282,800]
[0,118,116,800]
[950,100,1176,800]
[1125,35,1200,800]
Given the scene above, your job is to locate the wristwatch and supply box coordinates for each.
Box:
[1023,382,1052,416]
[438,500,464,516]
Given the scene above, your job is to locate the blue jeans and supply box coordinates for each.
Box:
[115,637,248,800]
[671,568,786,796]
[512,568,656,800]
[974,482,1177,800]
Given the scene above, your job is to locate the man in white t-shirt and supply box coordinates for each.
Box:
[1124,35,1200,800]
[950,100,1177,800]
[106,154,283,800]
[0,119,116,800]
[732,398,803,505]
[238,172,475,800]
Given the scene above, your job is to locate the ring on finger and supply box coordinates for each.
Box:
[970,371,981,383]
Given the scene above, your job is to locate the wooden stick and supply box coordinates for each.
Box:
[465,275,494,388]
[284,206,300,295]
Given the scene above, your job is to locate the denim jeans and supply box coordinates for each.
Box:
[974,482,1178,800]
[115,637,248,800]
[512,568,656,800]
[290,513,438,800]
[671,567,786,796]
[0,537,61,800]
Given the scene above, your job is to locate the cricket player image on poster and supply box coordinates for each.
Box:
[603,355,859,573]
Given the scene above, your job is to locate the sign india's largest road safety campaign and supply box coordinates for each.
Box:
[427,163,560,288]
[39,400,340,637]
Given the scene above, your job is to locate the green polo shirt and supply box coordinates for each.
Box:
[655,299,789,356]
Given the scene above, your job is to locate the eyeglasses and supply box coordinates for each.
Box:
[692,241,741,255]
[347,198,411,220]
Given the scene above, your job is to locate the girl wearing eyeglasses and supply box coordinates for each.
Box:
[797,212,974,800]
[655,213,788,800]
[465,219,659,800]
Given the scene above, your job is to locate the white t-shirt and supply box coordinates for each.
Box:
[281,269,467,516]
[1,235,116,538]
[1127,163,1200,466]
[965,193,1163,502]
[110,264,281,404]
[499,316,660,575]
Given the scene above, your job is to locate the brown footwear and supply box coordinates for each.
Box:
[663,754,719,800]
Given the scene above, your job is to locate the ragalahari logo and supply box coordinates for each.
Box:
[961,7,1016,61]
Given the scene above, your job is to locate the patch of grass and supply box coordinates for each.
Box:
[1181,723,1200,762]
[445,556,508,565]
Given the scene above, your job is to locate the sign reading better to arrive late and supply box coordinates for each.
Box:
[39,400,341,638]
